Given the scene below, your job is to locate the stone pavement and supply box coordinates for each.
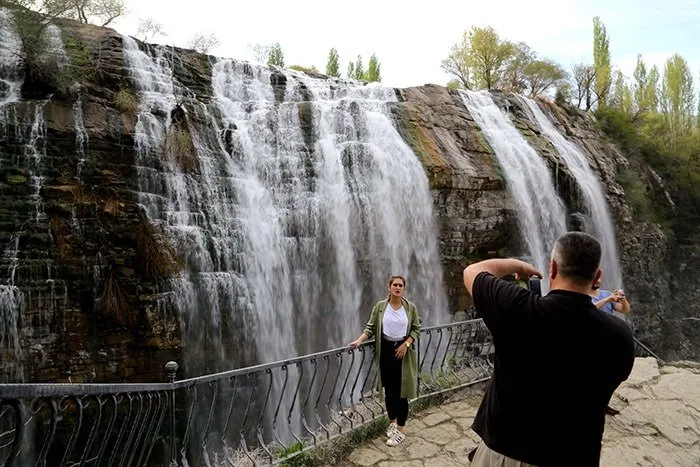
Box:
[344,358,700,466]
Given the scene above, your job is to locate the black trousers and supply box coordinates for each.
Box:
[380,336,409,426]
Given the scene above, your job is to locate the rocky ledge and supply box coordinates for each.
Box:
[343,357,700,466]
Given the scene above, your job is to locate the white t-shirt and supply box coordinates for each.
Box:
[383,303,408,339]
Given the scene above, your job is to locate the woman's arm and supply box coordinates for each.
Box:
[407,304,421,345]
[349,304,378,348]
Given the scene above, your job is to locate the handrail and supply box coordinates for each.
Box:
[0,318,662,466]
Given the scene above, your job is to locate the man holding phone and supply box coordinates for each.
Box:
[592,287,631,314]
[463,232,634,466]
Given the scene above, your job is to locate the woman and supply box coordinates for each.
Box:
[349,275,421,447]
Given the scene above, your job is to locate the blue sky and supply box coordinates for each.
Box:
[112,0,700,89]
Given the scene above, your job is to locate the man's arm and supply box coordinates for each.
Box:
[463,258,543,296]
[593,295,615,310]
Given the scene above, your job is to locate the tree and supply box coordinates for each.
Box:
[325,48,340,77]
[249,44,271,64]
[645,65,660,114]
[503,42,536,93]
[136,18,166,42]
[572,63,597,110]
[610,70,633,114]
[365,53,381,82]
[660,54,695,142]
[441,31,472,89]
[267,42,284,67]
[3,0,125,26]
[47,0,124,26]
[187,33,219,54]
[347,55,364,80]
[442,26,514,90]
[592,16,612,107]
[523,59,566,97]
[632,54,650,115]
[466,26,514,89]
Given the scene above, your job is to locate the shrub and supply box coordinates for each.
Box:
[101,269,132,325]
[135,222,183,278]
[114,87,138,113]
[164,125,198,172]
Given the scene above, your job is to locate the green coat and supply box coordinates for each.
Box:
[363,296,422,399]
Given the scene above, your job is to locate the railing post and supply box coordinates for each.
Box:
[165,361,179,467]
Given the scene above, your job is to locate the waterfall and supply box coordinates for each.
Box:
[0,9,24,380]
[460,90,568,281]
[520,97,623,288]
[122,33,447,372]
[0,8,22,108]
[73,98,88,177]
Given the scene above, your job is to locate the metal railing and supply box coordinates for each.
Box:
[0,319,662,466]
[633,336,664,364]
[0,319,494,466]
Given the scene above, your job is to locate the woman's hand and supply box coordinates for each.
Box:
[349,334,367,349]
[394,341,410,359]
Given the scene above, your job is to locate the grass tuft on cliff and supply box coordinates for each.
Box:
[114,87,138,113]
[164,125,198,173]
[135,222,184,278]
[101,269,132,325]
[49,216,72,262]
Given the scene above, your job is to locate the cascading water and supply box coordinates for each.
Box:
[0,13,71,380]
[123,34,447,373]
[460,90,568,281]
[519,97,623,288]
[73,98,87,177]
[0,8,25,379]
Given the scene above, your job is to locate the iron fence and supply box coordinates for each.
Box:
[0,319,660,466]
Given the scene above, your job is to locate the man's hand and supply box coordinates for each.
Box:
[612,290,631,313]
[513,263,545,282]
[464,258,543,296]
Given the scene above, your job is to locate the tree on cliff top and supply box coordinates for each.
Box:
[593,16,612,107]
[3,0,126,26]
[325,48,340,77]
[188,33,220,54]
[442,27,514,89]
[365,53,381,82]
[136,17,166,42]
[443,26,566,95]
[267,42,284,67]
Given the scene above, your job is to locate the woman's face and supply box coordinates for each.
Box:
[388,279,405,298]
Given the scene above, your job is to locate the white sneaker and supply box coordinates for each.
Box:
[386,431,406,447]
[386,422,398,438]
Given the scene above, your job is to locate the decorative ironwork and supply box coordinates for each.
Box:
[0,319,662,466]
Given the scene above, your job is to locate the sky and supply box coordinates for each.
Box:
[110,0,700,89]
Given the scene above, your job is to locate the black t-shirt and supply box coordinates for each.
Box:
[471,272,634,466]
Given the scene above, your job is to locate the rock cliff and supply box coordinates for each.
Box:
[0,12,696,383]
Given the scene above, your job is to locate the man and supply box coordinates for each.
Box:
[463,232,635,467]
[592,287,631,314]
